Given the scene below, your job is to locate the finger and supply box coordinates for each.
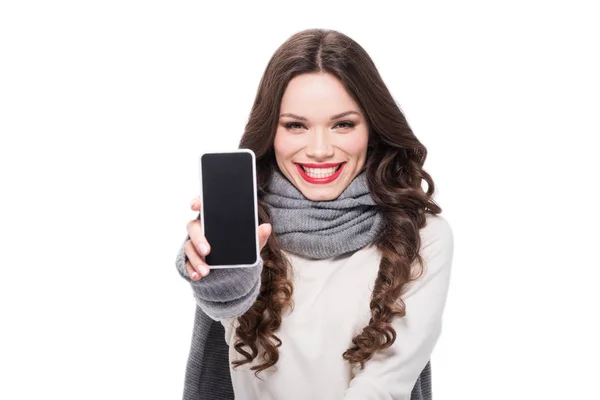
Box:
[186,218,211,257]
[184,240,210,277]
[185,260,201,280]
[190,196,202,212]
[258,223,272,251]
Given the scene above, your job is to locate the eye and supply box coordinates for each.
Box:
[285,122,306,130]
[334,121,356,130]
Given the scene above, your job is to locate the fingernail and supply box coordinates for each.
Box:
[198,264,209,276]
[190,197,197,207]
[198,243,209,256]
[191,271,199,279]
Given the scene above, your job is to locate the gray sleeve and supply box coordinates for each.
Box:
[175,235,263,322]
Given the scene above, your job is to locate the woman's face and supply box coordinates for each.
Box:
[274,72,369,201]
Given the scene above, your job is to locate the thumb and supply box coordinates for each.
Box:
[258,223,272,251]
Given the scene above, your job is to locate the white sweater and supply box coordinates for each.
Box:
[221,214,454,400]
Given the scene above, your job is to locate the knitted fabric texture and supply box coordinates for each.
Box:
[175,168,433,400]
[262,168,385,259]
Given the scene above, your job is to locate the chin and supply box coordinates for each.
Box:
[295,179,348,201]
[278,162,358,200]
[302,189,342,201]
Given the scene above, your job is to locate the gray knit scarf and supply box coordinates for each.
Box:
[262,168,385,259]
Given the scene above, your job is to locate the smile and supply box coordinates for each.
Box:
[295,162,345,184]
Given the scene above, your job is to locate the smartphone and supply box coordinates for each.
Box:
[198,149,260,268]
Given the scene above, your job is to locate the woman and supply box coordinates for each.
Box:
[176,28,453,400]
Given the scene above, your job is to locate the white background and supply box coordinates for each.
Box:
[1,1,599,399]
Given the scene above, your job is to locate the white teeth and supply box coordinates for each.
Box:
[301,165,339,178]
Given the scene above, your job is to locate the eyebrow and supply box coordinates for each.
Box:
[279,110,361,121]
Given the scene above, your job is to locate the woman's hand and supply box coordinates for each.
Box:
[184,196,272,280]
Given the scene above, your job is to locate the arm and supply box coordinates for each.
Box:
[344,215,454,400]
[175,234,263,322]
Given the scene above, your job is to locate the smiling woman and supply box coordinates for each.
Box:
[274,73,369,201]
[175,28,453,400]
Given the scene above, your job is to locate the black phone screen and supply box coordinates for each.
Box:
[200,151,258,266]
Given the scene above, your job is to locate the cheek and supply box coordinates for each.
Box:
[273,129,292,163]
[356,135,369,156]
[273,131,290,171]
[341,130,369,157]
[274,129,301,160]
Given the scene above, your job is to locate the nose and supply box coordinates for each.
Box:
[305,128,334,160]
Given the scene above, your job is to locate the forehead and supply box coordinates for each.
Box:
[280,73,360,117]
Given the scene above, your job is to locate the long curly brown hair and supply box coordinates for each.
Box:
[233,28,442,375]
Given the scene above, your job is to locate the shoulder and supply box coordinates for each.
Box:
[399,214,454,299]
[414,214,454,282]
[420,213,454,254]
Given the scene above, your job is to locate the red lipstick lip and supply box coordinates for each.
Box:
[295,162,345,184]
[296,162,343,168]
